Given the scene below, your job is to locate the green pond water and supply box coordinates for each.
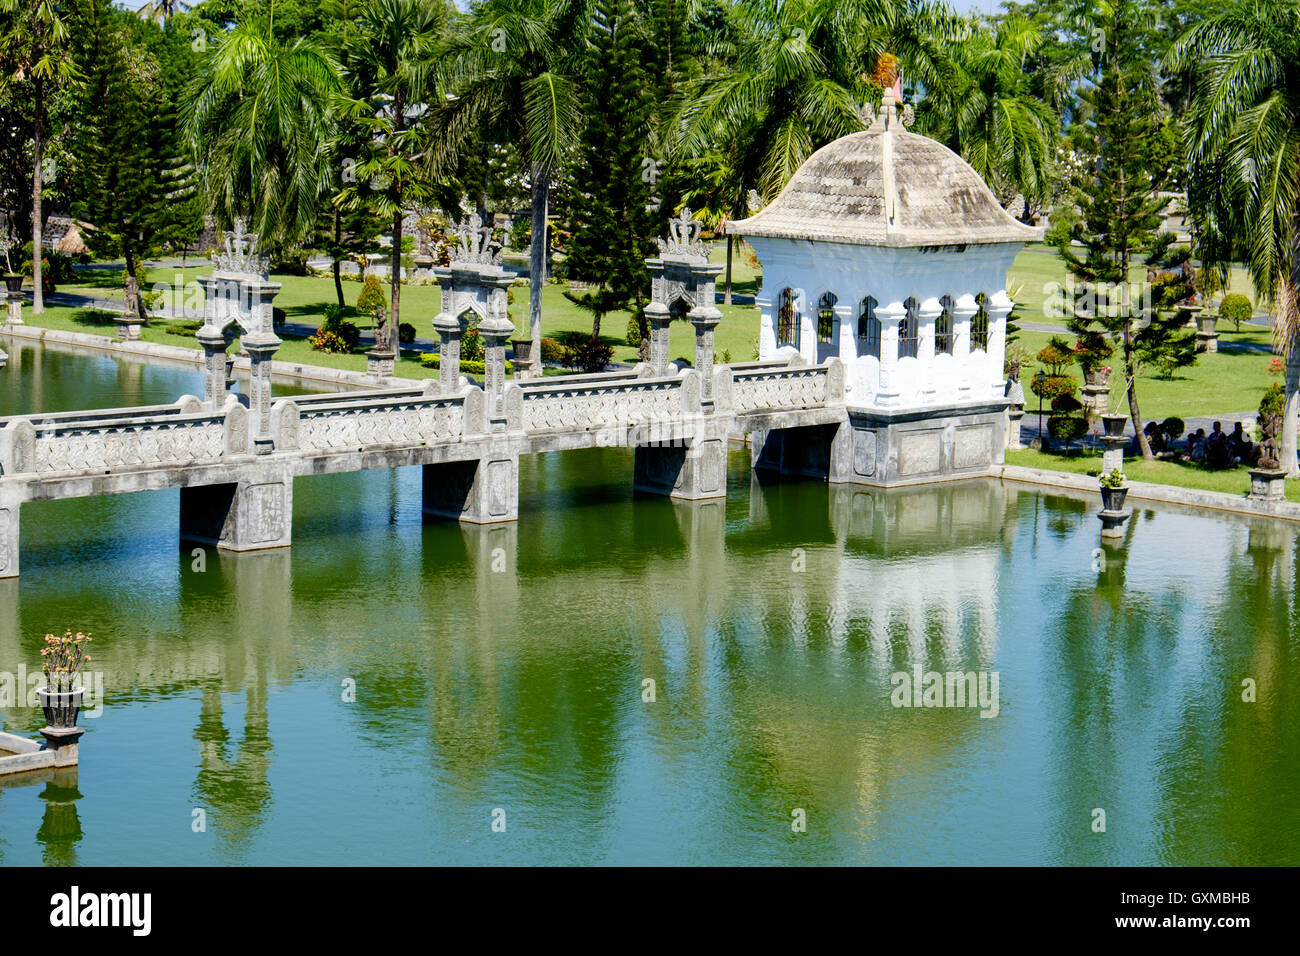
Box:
[0,338,1297,866]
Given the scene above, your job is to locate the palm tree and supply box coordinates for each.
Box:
[136,0,193,26]
[671,0,954,213]
[0,0,83,314]
[1167,1,1300,474]
[184,17,341,253]
[431,0,589,374]
[917,13,1061,215]
[338,0,447,348]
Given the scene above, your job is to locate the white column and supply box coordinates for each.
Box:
[836,304,855,363]
[953,293,978,397]
[918,297,942,403]
[987,290,1013,397]
[876,300,906,407]
[755,294,775,359]
[798,288,815,364]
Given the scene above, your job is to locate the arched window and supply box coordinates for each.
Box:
[777,288,799,348]
[900,297,920,359]
[857,296,880,359]
[669,297,691,322]
[816,292,837,344]
[936,295,955,355]
[971,293,990,352]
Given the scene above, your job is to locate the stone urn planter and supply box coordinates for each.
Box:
[1101,413,1128,438]
[1248,467,1287,502]
[38,687,84,729]
[3,273,22,293]
[510,338,534,367]
[1083,368,1109,387]
[1101,485,1129,512]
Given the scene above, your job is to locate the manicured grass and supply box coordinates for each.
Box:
[1006,447,1300,503]
[50,260,764,368]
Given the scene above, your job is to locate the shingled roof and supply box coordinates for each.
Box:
[726,91,1045,248]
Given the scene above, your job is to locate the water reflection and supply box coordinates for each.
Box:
[1,342,1298,864]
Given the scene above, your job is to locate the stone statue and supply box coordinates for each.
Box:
[375,305,392,354]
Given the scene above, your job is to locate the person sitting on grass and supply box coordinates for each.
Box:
[1229,422,1254,465]
[1206,422,1233,469]
[1142,421,1166,455]
[1188,428,1207,463]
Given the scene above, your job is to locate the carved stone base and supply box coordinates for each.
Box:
[1248,468,1287,501]
[180,465,293,551]
[0,487,20,579]
[1006,407,1024,450]
[634,436,727,500]
[1099,508,1131,538]
[367,351,396,378]
[422,455,519,523]
[6,292,22,326]
[117,319,143,341]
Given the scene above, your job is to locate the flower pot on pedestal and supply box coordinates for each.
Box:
[1101,414,1127,438]
[38,687,84,729]
[1101,486,1129,513]
[3,274,22,293]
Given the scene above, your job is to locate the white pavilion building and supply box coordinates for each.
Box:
[727,90,1044,486]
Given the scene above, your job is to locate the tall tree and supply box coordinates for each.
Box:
[432,0,589,374]
[73,8,198,318]
[338,0,447,348]
[564,0,657,342]
[1168,0,1300,474]
[0,0,84,314]
[184,16,341,253]
[1056,0,1167,459]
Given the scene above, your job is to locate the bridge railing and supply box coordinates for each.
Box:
[510,370,700,437]
[0,398,247,478]
[727,359,845,415]
[270,385,483,455]
[0,394,206,431]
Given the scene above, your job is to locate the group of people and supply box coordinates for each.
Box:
[1185,421,1257,469]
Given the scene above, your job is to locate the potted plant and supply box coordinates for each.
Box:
[0,232,21,292]
[38,630,92,729]
[1099,468,1128,512]
[1101,410,1128,438]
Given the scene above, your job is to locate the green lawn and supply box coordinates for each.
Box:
[47,259,764,369]
[1006,447,1300,503]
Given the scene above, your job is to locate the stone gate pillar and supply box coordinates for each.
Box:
[690,306,722,400]
[645,300,672,376]
[433,311,463,394]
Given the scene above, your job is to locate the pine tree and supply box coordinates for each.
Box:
[73,11,196,319]
[1056,0,1168,459]
[564,0,658,345]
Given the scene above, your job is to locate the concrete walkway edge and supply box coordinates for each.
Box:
[1,324,420,390]
[998,463,1300,522]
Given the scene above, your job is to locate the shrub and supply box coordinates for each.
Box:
[562,334,614,373]
[626,315,643,347]
[271,251,310,275]
[1160,417,1185,441]
[1257,382,1285,467]
[1030,373,1077,402]
[1047,415,1089,442]
[399,322,416,345]
[462,327,485,362]
[1219,293,1252,331]
[419,352,513,376]
[539,336,564,363]
[165,319,203,337]
[309,329,353,354]
[356,274,387,316]
[509,218,531,251]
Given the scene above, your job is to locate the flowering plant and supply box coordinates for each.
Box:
[41,630,92,692]
[1267,357,1284,377]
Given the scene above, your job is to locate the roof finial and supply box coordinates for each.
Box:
[879,87,897,130]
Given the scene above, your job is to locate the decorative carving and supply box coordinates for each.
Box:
[656,208,710,261]
[296,399,466,454]
[33,417,228,475]
[246,483,286,544]
[731,367,829,413]
[211,218,269,276]
[0,508,9,573]
[521,380,683,434]
[451,213,501,266]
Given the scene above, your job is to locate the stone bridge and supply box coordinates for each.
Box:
[0,353,847,577]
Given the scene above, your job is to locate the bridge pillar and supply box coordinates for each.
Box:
[180,462,293,552]
[422,452,519,524]
[634,435,727,500]
[243,331,281,455]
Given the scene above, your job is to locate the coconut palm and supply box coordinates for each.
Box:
[338,0,447,346]
[0,0,83,314]
[183,17,341,253]
[1167,1,1300,474]
[917,13,1062,215]
[430,0,590,374]
[136,0,193,26]
[671,0,956,211]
